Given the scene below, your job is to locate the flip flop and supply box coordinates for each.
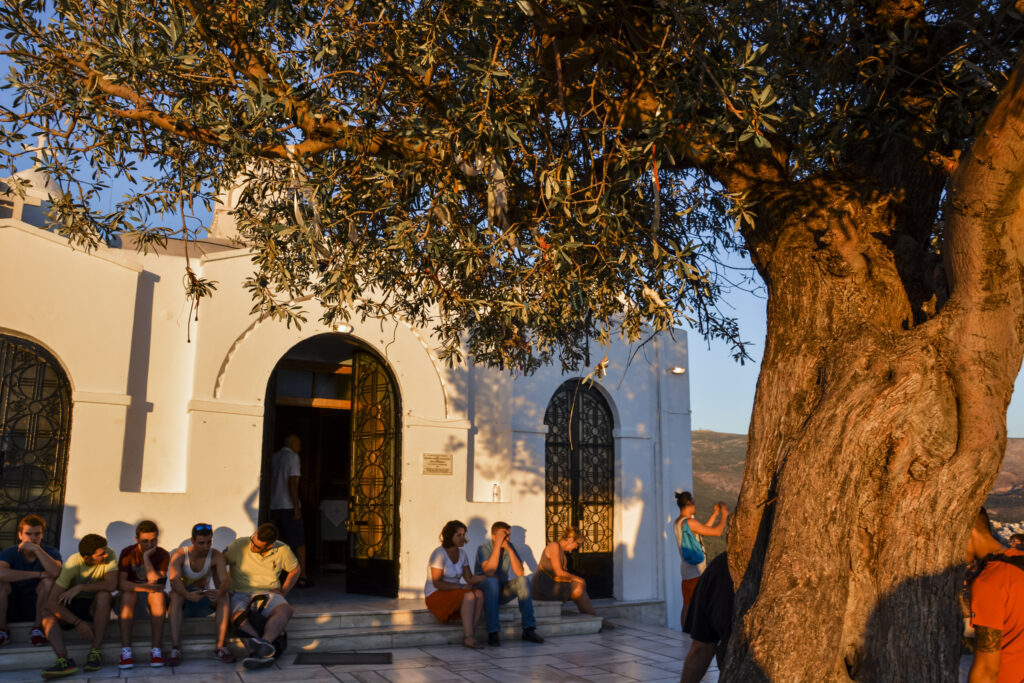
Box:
[462,637,484,650]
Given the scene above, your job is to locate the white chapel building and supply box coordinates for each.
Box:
[0,168,694,627]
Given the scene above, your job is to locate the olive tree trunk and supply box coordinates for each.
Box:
[722,60,1024,682]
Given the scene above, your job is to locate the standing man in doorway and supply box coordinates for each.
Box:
[270,434,309,587]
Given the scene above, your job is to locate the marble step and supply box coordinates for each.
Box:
[0,613,602,671]
[2,599,563,642]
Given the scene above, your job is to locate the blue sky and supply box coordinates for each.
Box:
[687,253,1024,438]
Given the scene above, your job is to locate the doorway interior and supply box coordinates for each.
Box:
[260,334,400,597]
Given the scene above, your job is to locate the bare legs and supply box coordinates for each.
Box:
[120,591,165,650]
[261,603,293,643]
[230,602,293,645]
[214,597,230,648]
[91,591,111,650]
[570,578,613,630]
[168,593,184,650]
[34,578,53,630]
[42,591,111,658]
[680,640,717,683]
[460,589,484,647]
[172,594,231,650]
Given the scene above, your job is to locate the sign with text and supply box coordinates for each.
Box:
[422,452,453,475]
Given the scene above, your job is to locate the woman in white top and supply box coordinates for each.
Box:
[424,520,485,649]
[674,491,728,628]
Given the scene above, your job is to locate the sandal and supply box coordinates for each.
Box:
[462,637,484,650]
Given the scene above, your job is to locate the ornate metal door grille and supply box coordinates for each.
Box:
[0,336,71,548]
[347,350,399,595]
[544,380,614,597]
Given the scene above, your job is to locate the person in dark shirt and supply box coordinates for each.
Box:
[681,552,733,683]
[117,520,170,669]
[0,514,62,647]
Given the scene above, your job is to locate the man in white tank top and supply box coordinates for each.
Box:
[166,524,232,666]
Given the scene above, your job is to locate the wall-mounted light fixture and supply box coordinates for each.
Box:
[670,366,686,375]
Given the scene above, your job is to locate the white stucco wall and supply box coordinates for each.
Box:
[0,217,693,627]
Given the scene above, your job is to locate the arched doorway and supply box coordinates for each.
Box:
[0,335,72,548]
[544,379,615,598]
[260,334,400,596]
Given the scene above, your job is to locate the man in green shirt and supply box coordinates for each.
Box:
[224,523,299,669]
[40,534,117,679]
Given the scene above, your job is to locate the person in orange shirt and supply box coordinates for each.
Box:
[967,507,1024,683]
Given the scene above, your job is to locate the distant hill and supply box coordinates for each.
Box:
[689,430,747,559]
[689,431,1024,547]
[985,438,1024,523]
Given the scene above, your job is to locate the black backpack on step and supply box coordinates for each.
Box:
[231,594,288,658]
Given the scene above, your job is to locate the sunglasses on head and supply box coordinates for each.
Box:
[193,523,213,533]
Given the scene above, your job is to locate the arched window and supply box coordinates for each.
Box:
[0,335,72,547]
[544,379,614,598]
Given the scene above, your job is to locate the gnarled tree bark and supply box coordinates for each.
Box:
[723,57,1024,682]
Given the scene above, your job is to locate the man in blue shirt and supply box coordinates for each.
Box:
[0,514,62,647]
[474,521,543,646]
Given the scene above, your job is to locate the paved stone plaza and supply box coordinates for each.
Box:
[0,619,711,683]
[0,619,984,682]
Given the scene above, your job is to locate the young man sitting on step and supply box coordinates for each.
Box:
[167,522,234,666]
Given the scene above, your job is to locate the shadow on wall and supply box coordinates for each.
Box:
[462,517,542,575]
[447,362,548,502]
[511,525,540,574]
[103,520,242,556]
[119,270,159,492]
[243,487,259,527]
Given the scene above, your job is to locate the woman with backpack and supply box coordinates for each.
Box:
[674,491,728,628]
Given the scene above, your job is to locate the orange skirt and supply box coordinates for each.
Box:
[682,577,700,605]
[425,588,473,623]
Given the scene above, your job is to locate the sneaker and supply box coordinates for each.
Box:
[150,647,164,667]
[522,627,545,643]
[0,628,8,647]
[41,657,78,679]
[119,646,134,669]
[214,646,236,663]
[487,631,501,646]
[168,647,182,667]
[247,637,275,659]
[243,637,276,670]
[243,655,276,669]
[29,626,47,646]
[84,649,103,672]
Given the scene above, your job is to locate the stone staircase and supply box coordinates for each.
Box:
[0,599,601,671]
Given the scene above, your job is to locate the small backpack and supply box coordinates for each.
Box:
[679,519,706,566]
[231,594,287,658]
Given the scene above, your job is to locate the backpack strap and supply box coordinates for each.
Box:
[983,553,1024,573]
